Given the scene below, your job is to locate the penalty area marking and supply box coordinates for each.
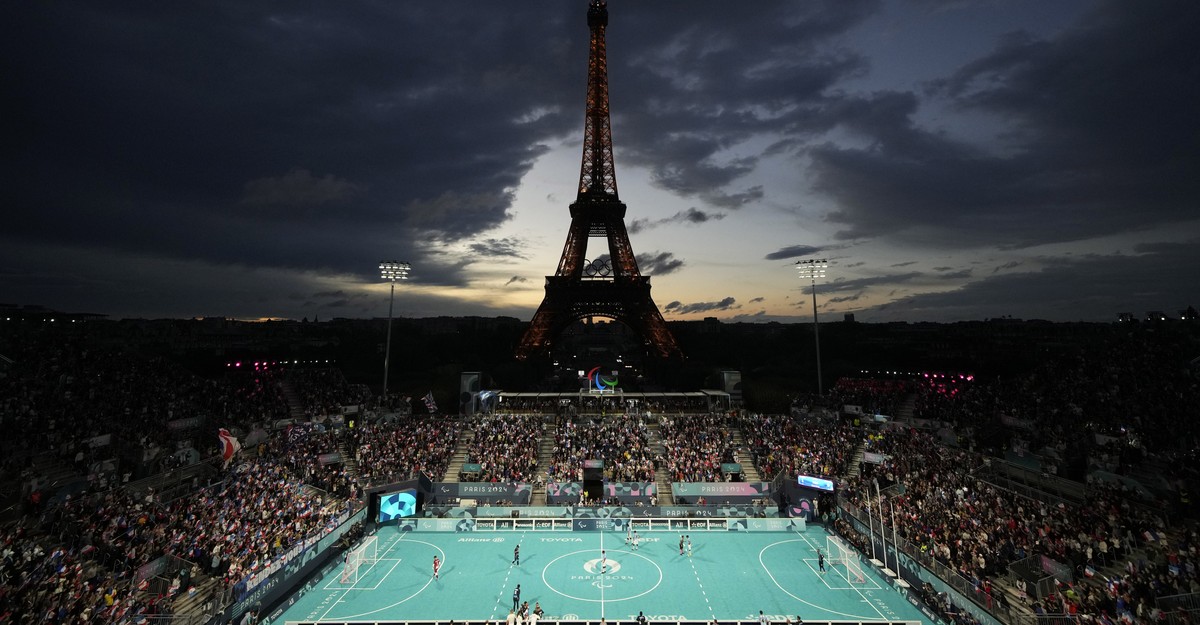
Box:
[320,535,447,621]
[758,538,883,620]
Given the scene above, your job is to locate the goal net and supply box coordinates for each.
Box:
[826,534,866,584]
[341,535,378,584]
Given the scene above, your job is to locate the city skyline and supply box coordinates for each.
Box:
[4,1,1197,323]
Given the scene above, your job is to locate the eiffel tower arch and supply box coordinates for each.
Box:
[516,0,682,362]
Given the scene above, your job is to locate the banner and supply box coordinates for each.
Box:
[420,505,781,520]
[572,518,629,532]
[431,482,532,503]
[1039,554,1073,583]
[720,463,742,474]
[603,481,655,500]
[474,506,566,518]
[317,452,341,466]
[843,404,864,415]
[417,518,474,532]
[671,481,771,503]
[546,482,659,504]
[546,481,582,504]
[228,507,360,621]
[728,518,805,532]
[167,417,203,431]
[134,556,171,585]
[86,433,113,448]
[861,451,890,464]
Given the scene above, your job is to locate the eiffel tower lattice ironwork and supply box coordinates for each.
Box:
[515,0,682,361]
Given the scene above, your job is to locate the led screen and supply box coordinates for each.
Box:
[797,475,835,492]
[377,488,419,522]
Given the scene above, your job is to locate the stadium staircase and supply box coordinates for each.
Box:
[279,380,308,419]
[440,427,473,484]
[168,572,222,625]
[647,420,674,504]
[335,439,362,484]
[845,441,868,478]
[29,451,87,503]
[531,427,554,506]
[1125,454,1175,499]
[894,392,918,422]
[728,428,761,482]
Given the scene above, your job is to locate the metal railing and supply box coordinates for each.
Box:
[838,497,1029,625]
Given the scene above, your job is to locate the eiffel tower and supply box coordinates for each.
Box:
[515,0,682,361]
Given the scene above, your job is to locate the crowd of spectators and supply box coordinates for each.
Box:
[826,378,911,418]
[5,319,1200,625]
[906,333,1200,472]
[0,449,348,625]
[658,414,735,483]
[286,368,371,420]
[347,418,462,487]
[739,414,859,481]
[465,415,542,483]
[547,415,657,483]
[268,423,359,499]
[842,426,1177,623]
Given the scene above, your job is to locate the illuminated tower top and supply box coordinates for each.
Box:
[578,0,618,200]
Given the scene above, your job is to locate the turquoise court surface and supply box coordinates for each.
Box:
[279,526,929,624]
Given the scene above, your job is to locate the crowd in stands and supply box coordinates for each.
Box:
[826,378,911,418]
[841,426,1180,623]
[739,414,859,480]
[907,333,1200,469]
[466,415,542,483]
[268,423,359,499]
[286,368,371,420]
[4,320,1200,625]
[547,415,657,483]
[347,418,462,487]
[0,450,349,624]
[658,414,735,483]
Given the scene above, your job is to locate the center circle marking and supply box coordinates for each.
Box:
[541,549,663,603]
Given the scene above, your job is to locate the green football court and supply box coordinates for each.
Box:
[279,524,930,624]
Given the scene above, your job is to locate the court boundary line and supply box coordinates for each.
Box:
[323,534,450,621]
[798,531,887,620]
[287,529,924,624]
[757,537,883,620]
[319,532,406,621]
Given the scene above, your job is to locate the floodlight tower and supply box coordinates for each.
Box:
[379,261,411,399]
[795,259,828,395]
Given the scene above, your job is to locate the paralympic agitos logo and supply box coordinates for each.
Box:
[587,366,618,392]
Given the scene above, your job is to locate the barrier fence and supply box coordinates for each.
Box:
[391,516,806,533]
[283,621,919,625]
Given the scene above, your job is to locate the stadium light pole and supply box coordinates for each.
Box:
[795,259,828,395]
[873,478,887,570]
[379,261,411,400]
[888,497,900,574]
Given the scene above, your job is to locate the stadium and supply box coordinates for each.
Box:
[5,1,1200,624]
[2,315,1198,625]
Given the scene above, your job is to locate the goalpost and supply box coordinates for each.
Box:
[826,534,866,584]
[341,535,378,584]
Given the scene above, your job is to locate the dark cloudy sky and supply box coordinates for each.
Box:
[4,1,1198,323]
